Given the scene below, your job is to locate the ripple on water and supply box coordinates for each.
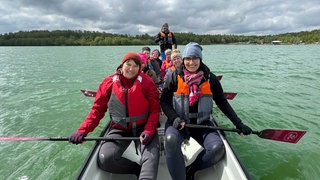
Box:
[1,45,320,180]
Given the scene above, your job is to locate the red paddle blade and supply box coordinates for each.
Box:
[258,129,307,144]
[223,92,237,100]
[217,75,223,80]
[80,90,96,97]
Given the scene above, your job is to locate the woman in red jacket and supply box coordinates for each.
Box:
[69,52,160,180]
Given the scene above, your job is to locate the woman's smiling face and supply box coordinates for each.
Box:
[122,59,140,79]
[183,57,200,73]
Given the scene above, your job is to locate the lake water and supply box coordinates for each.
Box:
[0,45,319,180]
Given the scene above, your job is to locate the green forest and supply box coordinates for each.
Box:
[0,29,319,46]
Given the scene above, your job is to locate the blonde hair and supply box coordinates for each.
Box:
[171,49,180,54]
[171,49,182,59]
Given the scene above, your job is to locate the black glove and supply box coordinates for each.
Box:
[140,131,152,145]
[173,117,184,130]
[69,132,86,144]
[236,123,252,135]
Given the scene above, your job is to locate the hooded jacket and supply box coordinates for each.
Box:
[77,69,160,136]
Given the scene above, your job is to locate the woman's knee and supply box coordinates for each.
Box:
[164,132,180,154]
[97,142,121,171]
[97,148,114,171]
[210,143,225,164]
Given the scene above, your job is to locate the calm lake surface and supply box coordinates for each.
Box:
[0,45,319,180]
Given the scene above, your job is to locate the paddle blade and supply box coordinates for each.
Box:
[223,92,237,100]
[80,90,96,97]
[217,75,223,80]
[257,129,307,144]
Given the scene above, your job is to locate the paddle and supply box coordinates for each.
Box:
[0,137,140,141]
[185,124,306,144]
[80,89,238,100]
[223,92,237,100]
[80,89,96,97]
[216,75,222,80]
[79,74,236,98]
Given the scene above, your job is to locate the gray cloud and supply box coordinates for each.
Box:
[0,0,319,35]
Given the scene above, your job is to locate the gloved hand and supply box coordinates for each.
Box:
[173,117,185,130]
[69,132,86,144]
[236,123,252,135]
[140,131,152,145]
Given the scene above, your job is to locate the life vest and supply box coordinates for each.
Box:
[163,60,172,69]
[108,75,149,131]
[160,31,173,44]
[173,75,213,124]
[147,58,154,70]
[161,60,172,79]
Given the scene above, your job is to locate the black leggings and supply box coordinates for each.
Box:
[165,123,226,180]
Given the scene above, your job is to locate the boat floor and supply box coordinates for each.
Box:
[77,115,250,180]
[81,137,247,180]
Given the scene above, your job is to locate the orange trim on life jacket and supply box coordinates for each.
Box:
[160,31,172,37]
[174,75,212,95]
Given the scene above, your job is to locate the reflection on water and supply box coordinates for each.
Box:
[260,155,302,180]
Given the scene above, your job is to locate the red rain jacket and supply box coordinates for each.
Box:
[77,71,160,136]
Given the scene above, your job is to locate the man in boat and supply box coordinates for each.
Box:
[160,42,252,180]
[69,52,160,180]
[154,23,177,60]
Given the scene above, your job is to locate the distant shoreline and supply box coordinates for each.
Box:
[1,29,319,46]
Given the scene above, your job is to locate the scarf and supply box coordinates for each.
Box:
[183,69,204,106]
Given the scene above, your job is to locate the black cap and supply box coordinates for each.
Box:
[142,47,151,52]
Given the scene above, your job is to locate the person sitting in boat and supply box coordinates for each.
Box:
[142,46,162,83]
[151,49,163,72]
[154,23,177,60]
[160,49,173,81]
[160,42,252,180]
[139,52,160,85]
[69,52,160,180]
[162,48,183,88]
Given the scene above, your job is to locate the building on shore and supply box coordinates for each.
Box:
[271,40,281,45]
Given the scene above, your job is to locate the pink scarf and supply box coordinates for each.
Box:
[183,69,204,106]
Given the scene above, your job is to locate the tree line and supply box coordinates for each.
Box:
[0,29,319,46]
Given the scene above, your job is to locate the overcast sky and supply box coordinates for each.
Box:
[1,0,319,36]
